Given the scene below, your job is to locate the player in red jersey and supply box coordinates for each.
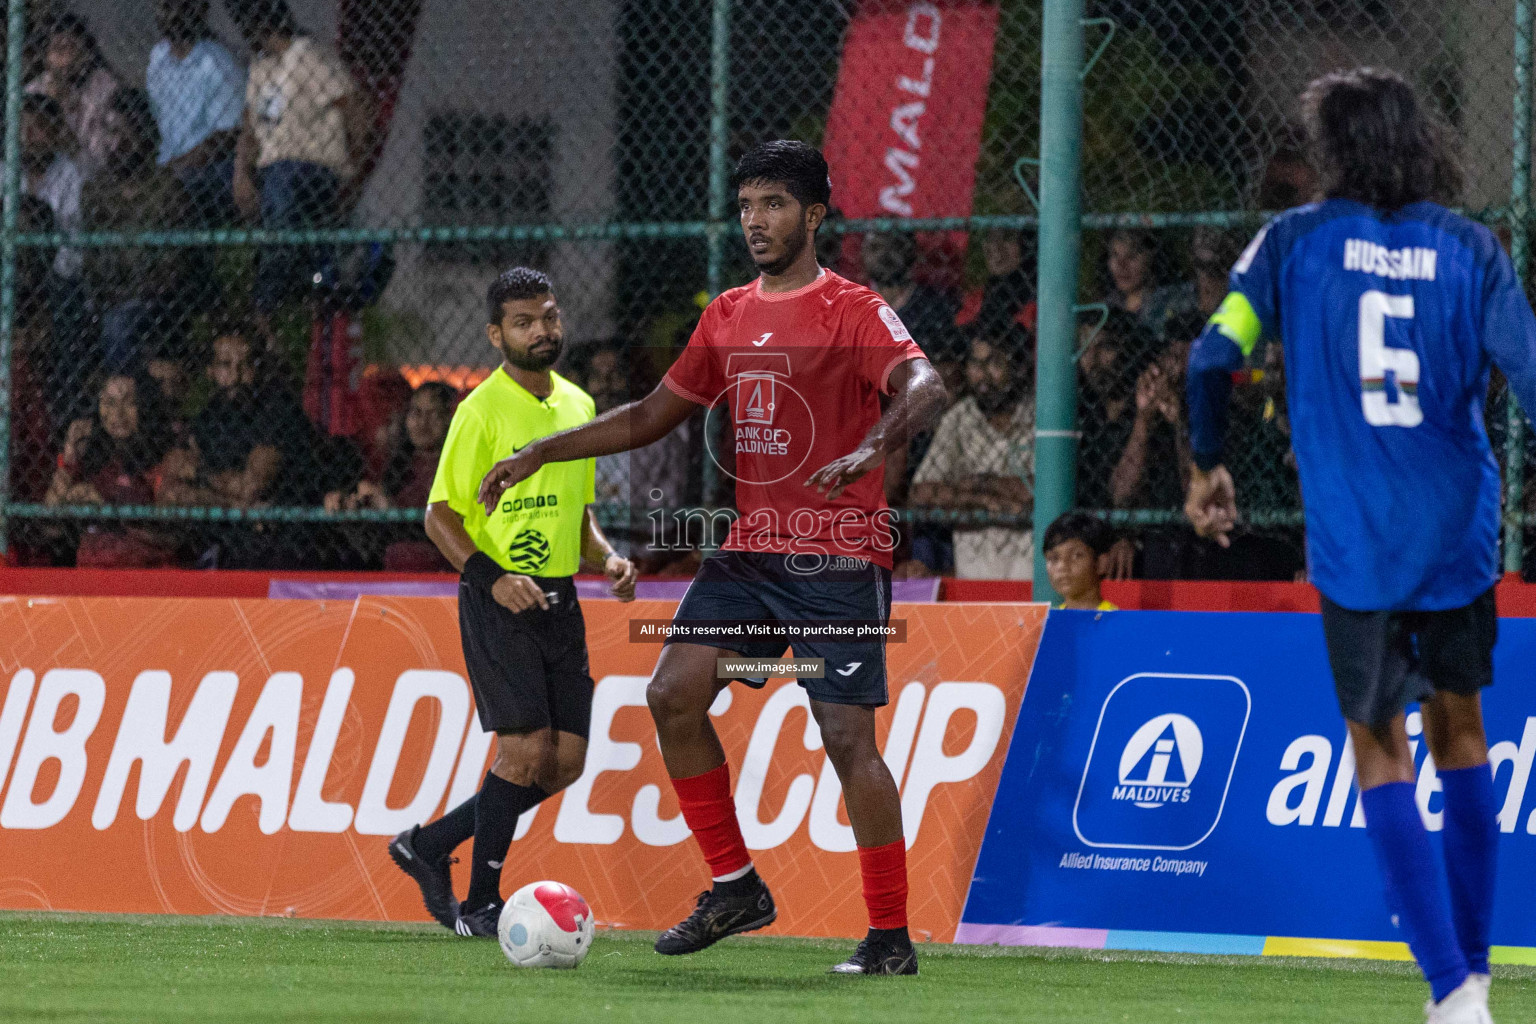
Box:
[478,141,947,975]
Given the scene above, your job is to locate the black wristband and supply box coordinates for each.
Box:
[462,551,506,592]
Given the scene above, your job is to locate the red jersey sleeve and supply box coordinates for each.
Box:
[662,305,728,408]
[850,295,926,395]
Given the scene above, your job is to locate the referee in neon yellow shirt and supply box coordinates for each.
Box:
[387,267,636,937]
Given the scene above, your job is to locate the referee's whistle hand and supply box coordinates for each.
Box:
[492,574,550,613]
[478,451,541,514]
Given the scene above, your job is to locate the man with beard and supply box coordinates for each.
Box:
[175,325,312,510]
[910,331,1034,579]
[475,142,947,975]
[389,267,637,937]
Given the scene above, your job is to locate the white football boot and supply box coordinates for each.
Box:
[1425,976,1494,1024]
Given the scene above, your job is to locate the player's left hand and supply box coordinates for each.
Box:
[1185,463,1238,548]
[604,552,637,602]
[805,445,883,501]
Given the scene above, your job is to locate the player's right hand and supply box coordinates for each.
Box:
[1185,464,1238,548]
[492,573,550,613]
[478,449,543,515]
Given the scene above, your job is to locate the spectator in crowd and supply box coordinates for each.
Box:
[1110,335,1190,510]
[351,369,415,479]
[1102,228,1195,342]
[147,0,246,226]
[324,381,454,570]
[44,369,179,567]
[1043,511,1119,611]
[956,227,1037,339]
[1076,309,1144,509]
[81,89,195,377]
[1188,227,1243,319]
[162,324,314,510]
[18,93,83,282]
[8,195,59,517]
[25,14,120,180]
[326,381,454,513]
[14,91,90,418]
[1256,139,1318,210]
[909,332,1034,579]
[232,0,370,335]
[863,230,959,358]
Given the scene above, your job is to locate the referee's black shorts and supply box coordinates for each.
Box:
[458,575,595,738]
[1320,586,1497,729]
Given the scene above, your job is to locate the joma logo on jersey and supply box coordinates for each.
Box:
[502,494,558,513]
[1113,714,1203,808]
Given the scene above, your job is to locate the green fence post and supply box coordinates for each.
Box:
[0,0,27,559]
[1032,0,1087,602]
[700,0,731,508]
[1506,0,1533,575]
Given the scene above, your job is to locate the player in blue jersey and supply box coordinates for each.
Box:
[1185,68,1536,1024]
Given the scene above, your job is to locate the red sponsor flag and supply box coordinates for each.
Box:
[823,0,1000,288]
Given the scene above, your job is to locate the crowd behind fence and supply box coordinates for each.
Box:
[0,0,1531,583]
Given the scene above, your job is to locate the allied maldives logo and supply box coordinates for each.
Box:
[1115,713,1202,808]
[1073,674,1250,851]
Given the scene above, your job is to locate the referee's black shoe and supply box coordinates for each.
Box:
[454,900,502,938]
[386,826,458,930]
[829,928,919,976]
[654,875,777,955]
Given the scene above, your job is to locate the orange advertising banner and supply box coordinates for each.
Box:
[0,596,1044,941]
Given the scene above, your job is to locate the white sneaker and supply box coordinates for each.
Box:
[1425,976,1494,1024]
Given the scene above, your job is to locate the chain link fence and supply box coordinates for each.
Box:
[0,0,1530,580]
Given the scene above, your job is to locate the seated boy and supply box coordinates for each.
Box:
[1043,511,1119,611]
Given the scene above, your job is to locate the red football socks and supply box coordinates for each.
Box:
[858,839,909,929]
[671,763,752,880]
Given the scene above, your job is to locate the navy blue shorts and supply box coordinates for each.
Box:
[667,550,892,706]
[1320,586,1497,729]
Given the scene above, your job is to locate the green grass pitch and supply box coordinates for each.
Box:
[3,912,1534,1023]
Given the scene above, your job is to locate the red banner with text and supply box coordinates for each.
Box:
[823,0,1000,287]
[0,596,1043,941]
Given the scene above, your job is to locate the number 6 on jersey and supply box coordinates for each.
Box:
[1358,289,1421,427]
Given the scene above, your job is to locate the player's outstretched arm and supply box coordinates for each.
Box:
[805,357,947,501]
[478,383,700,514]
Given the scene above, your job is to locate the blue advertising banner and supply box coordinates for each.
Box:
[959,609,1536,958]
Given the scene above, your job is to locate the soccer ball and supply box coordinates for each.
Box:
[497,881,595,969]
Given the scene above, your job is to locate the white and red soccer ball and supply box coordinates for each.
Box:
[497,881,595,968]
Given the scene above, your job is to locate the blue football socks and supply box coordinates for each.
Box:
[1360,781,1469,1002]
[1438,764,1499,976]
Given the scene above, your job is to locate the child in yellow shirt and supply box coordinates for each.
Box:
[1044,511,1119,611]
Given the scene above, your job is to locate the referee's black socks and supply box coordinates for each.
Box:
[412,794,478,863]
[466,772,549,910]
